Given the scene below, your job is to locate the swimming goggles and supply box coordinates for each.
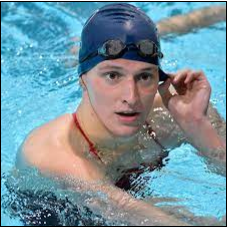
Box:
[80,39,164,63]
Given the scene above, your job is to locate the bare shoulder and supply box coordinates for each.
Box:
[17,114,106,182]
[17,114,73,169]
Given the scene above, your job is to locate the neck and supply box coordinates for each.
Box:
[75,96,142,161]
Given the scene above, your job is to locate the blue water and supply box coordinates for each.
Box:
[1,2,226,226]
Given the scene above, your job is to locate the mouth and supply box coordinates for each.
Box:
[115,111,141,123]
[116,112,140,117]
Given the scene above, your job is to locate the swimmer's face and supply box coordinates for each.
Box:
[82,59,159,137]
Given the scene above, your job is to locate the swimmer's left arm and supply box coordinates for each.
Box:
[157,69,226,166]
[152,91,226,151]
[178,114,226,163]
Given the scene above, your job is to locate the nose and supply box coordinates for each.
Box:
[121,78,139,106]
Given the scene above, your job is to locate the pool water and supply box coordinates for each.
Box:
[1,2,226,226]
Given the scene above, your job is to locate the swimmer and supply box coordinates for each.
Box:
[157,5,226,36]
[16,3,226,226]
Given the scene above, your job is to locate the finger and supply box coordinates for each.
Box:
[184,71,199,84]
[158,79,173,107]
[187,71,210,91]
[158,79,171,97]
[184,71,200,90]
[172,71,190,94]
[173,69,192,85]
[196,70,209,83]
[166,73,176,79]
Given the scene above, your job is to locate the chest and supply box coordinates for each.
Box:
[104,140,165,182]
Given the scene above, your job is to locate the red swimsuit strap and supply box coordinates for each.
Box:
[72,113,103,162]
[72,113,166,163]
[145,121,166,151]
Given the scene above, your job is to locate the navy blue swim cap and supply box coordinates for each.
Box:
[78,3,168,81]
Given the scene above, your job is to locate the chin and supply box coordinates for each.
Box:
[113,126,140,138]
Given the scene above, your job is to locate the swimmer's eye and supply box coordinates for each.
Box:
[104,72,121,81]
[102,72,154,85]
[137,73,153,81]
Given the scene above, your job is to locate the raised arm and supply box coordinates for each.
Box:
[157,70,226,171]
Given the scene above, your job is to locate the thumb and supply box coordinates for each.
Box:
[158,79,173,108]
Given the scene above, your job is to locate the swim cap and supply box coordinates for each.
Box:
[78,3,168,81]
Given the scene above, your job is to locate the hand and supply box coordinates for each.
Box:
[158,69,211,124]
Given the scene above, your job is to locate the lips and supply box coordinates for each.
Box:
[115,112,140,117]
[115,111,141,123]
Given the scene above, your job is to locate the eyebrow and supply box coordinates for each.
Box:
[98,65,156,73]
[98,65,124,71]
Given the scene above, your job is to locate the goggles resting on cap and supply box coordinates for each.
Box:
[80,39,164,63]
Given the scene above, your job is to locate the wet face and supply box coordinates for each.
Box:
[82,59,159,138]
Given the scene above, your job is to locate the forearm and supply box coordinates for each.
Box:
[157,5,226,36]
[207,103,226,141]
[123,197,191,226]
[179,116,226,164]
[81,183,190,226]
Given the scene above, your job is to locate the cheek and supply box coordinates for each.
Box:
[89,82,114,115]
[94,93,112,110]
[141,86,158,108]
